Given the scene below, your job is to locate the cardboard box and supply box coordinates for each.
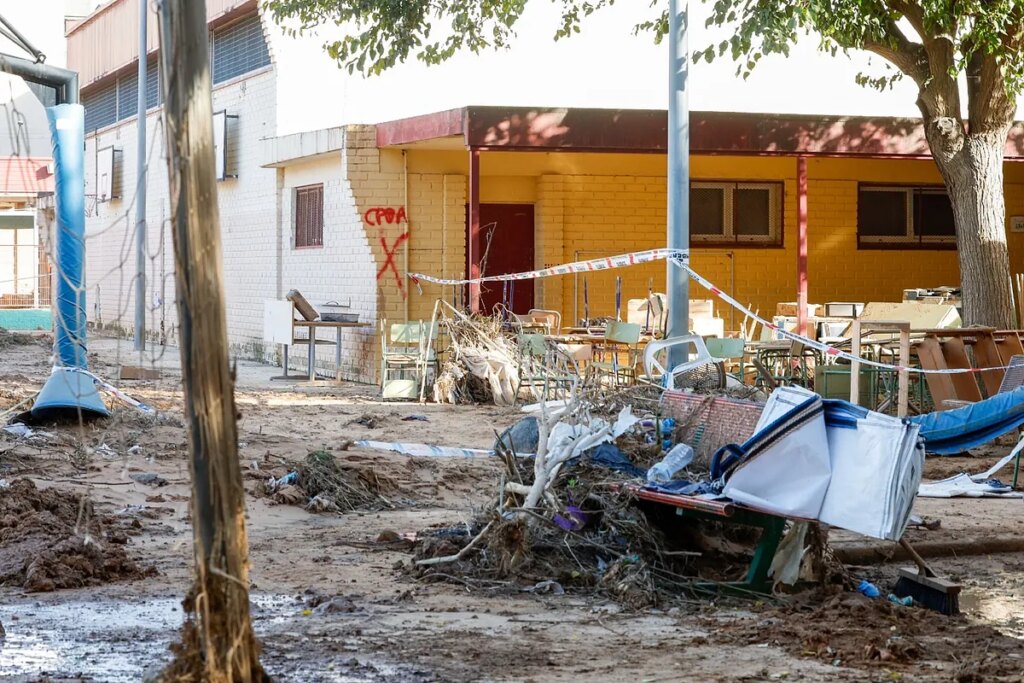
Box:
[824,302,865,318]
[776,302,820,318]
[690,299,714,318]
[691,316,725,338]
[761,316,806,341]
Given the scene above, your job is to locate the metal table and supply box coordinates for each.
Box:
[274,320,372,383]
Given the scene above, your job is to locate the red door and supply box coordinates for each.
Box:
[468,204,535,315]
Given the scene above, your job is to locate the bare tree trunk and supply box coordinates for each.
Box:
[158,0,265,680]
[929,128,1016,329]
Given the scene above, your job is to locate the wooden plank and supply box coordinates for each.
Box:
[941,337,984,403]
[118,365,161,380]
[898,325,910,417]
[972,332,1005,397]
[995,331,1024,364]
[916,336,958,409]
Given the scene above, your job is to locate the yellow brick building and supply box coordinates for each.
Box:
[263,106,1024,383]
[350,107,1024,338]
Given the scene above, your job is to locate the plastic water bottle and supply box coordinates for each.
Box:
[646,443,695,484]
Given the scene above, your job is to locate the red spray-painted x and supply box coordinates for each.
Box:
[377,232,410,296]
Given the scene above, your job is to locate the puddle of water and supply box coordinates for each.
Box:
[0,594,430,682]
[960,588,1024,639]
[0,597,183,681]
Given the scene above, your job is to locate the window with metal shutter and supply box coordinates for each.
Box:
[212,15,270,85]
[146,57,160,109]
[294,184,324,248]
[117,71,138,121]
[84,83,117,133]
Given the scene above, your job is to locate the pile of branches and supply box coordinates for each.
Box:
[264,450,395,513]
[408,395,748,607]
[432,302,523,405]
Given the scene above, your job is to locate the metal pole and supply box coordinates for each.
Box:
[666,0,689,361]
[134,0,147,352]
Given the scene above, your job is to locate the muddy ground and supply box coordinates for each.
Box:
[1,333,1023,682]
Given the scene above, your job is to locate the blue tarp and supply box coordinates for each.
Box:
[910,386,1024,454]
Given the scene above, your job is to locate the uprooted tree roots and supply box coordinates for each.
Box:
[156,590,271,683]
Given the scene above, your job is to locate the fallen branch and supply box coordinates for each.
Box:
[415,520,495,566]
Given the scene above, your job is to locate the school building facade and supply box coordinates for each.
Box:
[68,1,1024,384]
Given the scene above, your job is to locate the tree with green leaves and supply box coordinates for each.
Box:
[266,0,1024,327]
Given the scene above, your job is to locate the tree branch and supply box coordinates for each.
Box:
[966,50,1015,136]
[862,16,928,84]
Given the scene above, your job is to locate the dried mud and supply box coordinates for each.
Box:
[0,479,155,592]
[715,591,1024,681]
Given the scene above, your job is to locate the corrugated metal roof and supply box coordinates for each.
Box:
[67,0,256,88]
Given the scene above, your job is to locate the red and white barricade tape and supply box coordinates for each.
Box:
[408,248,687,286]
[408,247,1012,375]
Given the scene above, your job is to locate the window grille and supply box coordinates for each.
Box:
[212,15,271,85]
[294,184,324,248]
[858,186,956,249]
[691,181,783,246]
[83,83,117,133]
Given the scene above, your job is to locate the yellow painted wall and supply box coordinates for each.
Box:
[390,147,1024,333]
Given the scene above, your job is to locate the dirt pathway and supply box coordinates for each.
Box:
[1,333,1023,682]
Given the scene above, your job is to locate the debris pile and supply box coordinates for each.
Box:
[259,450,396,513]
[406,395,774,607]
[0,478,155,591]
[715,591,1024,678]
[0,327,46,349]
[433,306,521,405]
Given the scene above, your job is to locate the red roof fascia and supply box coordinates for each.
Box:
[376,106,1024,159]
[375,108,465,147]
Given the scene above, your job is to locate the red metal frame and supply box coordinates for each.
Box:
[467,148,482,313]
[375,108,464,148]
[618,483,736,516]
[796,156,809,336]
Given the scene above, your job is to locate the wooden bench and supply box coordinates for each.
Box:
[621,483,787,595]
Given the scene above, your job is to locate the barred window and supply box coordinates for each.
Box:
[294,184,324,248]
[116,71,138,121]
[211,14,271,85]
[691,181,783,246]
[84,55,161,134]
[83,82,117,133]
[858,185,956,249]
[145,56,160,109]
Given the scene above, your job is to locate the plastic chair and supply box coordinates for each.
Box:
[642,334,725,390]
[380,320,439,399]
[588,321,643,387]
[516,333,578,401]
[706,336,747,383]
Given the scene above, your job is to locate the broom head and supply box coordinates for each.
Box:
[892,567,961,615]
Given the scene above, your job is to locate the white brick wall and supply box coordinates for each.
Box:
[84,68,280,362]
[82,52,382,382]
[280,151,378,382]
